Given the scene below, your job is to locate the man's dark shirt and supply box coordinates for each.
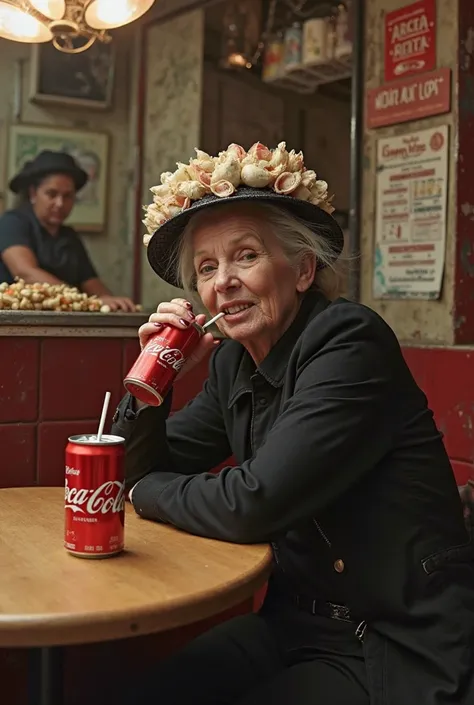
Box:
[0,205,97,287]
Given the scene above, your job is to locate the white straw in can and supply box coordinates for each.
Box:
[202,312,225,330]
[97,391,111,442]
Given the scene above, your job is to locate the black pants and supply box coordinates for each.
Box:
[121,601,369,705]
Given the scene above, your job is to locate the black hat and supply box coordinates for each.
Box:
[146,186,344,288]
[144,141,345,287]
[9,150,88,194]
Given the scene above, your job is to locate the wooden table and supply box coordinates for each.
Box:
[0,487,272,705]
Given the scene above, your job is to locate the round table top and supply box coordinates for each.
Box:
[0,487,272,648]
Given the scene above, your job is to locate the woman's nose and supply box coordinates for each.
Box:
[214,265,240,292]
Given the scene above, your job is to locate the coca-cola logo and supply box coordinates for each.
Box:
[66,466,80,475]
[65,478,125,515]
[145,341,185,372]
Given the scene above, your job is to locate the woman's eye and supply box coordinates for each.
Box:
[199,264,215,275]
[240,251,257,261]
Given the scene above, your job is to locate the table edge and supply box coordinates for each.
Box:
[0,547,272,648]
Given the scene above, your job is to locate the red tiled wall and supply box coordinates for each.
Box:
[0,337,139,489]
[2,339,472,487]
[0,424,36,486]
[0,337,218,489]
[402,346,474,484]
[40,338,123,421]
[0,338,39,423]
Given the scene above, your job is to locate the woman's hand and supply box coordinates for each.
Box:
[138,298,217,380]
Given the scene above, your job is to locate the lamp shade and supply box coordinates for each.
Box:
[0,1,52,42]
[29,0,66,20]
[85,0,155,30]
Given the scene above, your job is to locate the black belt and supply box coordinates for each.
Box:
[291,594,355,623]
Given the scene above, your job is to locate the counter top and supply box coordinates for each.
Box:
[0,310,224,338]
[0,310,149,327]
[0,310,149,337]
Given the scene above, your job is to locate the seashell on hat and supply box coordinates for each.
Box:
[143,141,344,287]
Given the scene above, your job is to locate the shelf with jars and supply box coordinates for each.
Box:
[261,3,353,94]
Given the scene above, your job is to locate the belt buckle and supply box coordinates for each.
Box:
[328,602,352,622]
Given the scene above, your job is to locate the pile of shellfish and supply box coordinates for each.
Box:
[0,280,139,313]
[143,141,334,244]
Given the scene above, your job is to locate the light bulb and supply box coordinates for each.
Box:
[228,53,247,68]
[85,0,155,30]
[0,1,52,42]
[29,0,65,20]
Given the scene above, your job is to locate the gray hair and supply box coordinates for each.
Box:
[174,202,346,300]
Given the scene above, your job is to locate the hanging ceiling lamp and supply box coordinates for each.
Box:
[0,0,155,53]
[220,0,266,71]
[220,0,277,72]
[220,1,251,70]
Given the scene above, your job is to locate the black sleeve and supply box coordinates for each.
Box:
[111,343,232,490]
[131,306,401,543]
[0,211,34,254]
[71,234,98,284]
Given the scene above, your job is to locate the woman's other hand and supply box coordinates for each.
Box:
[138,298,217,379]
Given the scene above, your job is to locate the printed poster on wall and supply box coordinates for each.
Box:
[373,125,449,300]
[384,0,436,82]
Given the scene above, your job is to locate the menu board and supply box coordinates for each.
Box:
[373,125,449,299]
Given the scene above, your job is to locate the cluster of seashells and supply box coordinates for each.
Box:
[0,280,134,313]
[142,141,335,245]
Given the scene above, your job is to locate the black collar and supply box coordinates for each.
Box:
[228,291,330,408]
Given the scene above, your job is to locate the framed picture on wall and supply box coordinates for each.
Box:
[29,41,115,110]
[7,123,109,232]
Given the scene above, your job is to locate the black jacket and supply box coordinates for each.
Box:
[112,292,474,704]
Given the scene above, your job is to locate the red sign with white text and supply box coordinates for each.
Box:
[385,0,436,82]
[366,67,451,129]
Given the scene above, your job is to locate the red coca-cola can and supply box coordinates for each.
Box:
[64,434,125,558]
[123,322,203,406]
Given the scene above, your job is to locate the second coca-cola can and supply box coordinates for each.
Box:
[123,322,203,406]
[65,434,125,558]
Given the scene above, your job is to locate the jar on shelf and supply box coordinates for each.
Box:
[302,17,328,65]
[262,31,285,81]
[283,22,303,70]
[335,1,353,59]
[325,13,337,62]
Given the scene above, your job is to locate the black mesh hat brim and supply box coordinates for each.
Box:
[146,186,345,288]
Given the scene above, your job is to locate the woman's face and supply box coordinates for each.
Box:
[193,207,315,363]
[30,174,76,229]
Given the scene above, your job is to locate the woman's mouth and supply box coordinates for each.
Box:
[222,303,254,320]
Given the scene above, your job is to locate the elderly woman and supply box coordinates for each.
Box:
[112,142,474,705]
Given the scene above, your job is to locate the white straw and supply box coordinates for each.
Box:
[97,391,111,442]
[203,312,225,330]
